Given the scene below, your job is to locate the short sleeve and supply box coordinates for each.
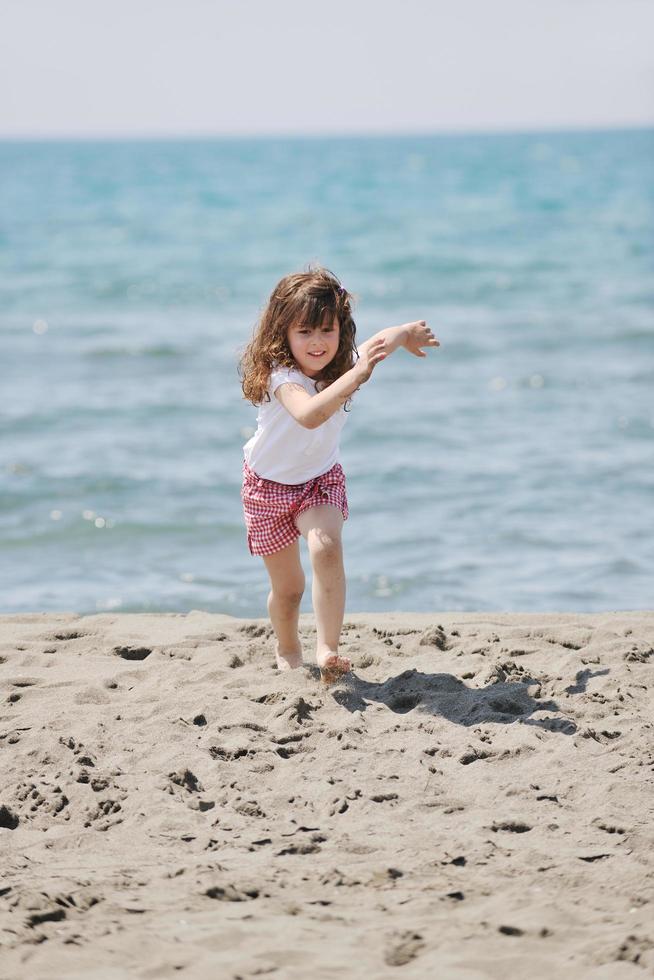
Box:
[269,365,305,396]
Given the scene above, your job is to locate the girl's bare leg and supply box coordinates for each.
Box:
[262,539,305,670]
[295,505,351,683]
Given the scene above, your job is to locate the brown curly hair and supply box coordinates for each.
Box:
[239,265,358,406]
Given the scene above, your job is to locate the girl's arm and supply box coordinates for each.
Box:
[275,338,387,430]
[358,320,439,360]
[357,324,408,359]
[276,320,439,430]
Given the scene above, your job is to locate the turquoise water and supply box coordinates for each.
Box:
[1,130,653,615]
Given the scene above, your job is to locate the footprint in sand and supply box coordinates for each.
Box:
[384,932,425,966]
[615,934,654,966]
[164,768,215,812]
[233,799,265,818]
[59,735,98,768]
[370,793,399,804]
[45,630,91,642]
[272,695,317,725]
[459,748,495,765]
[159,647,193,661]
[111,645,152,661]
[491,820,532,834]
[21,888,101,932]
[326,789,362,816]
[273,734,312,759]
[83,798,123,831]
[276,841,321,855]
[209,745,256,762]
[6,676,40,692]
[205,883,260,902]
[239,624,272,639]
[624,647,654,663]
[14,780,70,825]
[418,625,450,650]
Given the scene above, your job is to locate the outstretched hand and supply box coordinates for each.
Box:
[354,336,387,384]
[403,320,440,358]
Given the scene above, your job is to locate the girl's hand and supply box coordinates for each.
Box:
[354,337,387,383]
[403,320,440,358]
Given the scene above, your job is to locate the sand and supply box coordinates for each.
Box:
[1,609,653,978]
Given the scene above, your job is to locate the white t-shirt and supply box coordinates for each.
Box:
[243,364,348,484]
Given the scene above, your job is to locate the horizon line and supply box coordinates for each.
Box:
[0,121,652,143]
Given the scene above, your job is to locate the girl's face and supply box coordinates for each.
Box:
[287,315,340,377]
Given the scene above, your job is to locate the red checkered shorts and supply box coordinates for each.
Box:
[241,460,349,557]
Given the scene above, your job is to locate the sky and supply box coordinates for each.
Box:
[1,0,653,137]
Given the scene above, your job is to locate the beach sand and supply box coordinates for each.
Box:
[1,610,653,978]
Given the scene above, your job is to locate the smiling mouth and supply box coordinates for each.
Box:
[308,351,326,357]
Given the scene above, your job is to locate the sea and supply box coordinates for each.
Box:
[1,129,652,617]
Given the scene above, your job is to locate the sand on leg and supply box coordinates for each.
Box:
[295,504,351,684]
[262,539,305,670]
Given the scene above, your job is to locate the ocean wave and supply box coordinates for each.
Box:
[84,344,187,359]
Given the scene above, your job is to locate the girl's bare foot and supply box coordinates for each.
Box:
[317,650,351,685]
[275,644,303,671]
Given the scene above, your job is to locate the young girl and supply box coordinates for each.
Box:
[239,265,439,684]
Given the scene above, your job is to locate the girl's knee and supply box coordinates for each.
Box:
[307,529,342,564]
[270,580,305,607]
